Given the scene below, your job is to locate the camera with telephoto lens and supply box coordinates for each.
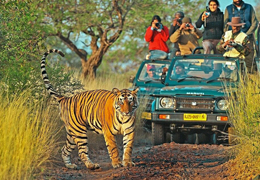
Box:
[205,12,210,16]
[155,22,160,28]
[229,41,238,46]
[177,18,182,23]
[185,23,190,27]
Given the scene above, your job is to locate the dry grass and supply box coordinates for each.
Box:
[0,72,151,179]
[227,74,260,178]
[0,91,61,180]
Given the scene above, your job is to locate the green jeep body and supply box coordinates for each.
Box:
[130,60,171,125]
[144,54,247,145]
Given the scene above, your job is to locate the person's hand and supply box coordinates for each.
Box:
[162,67,168,75]
[179,23,186,30]
[188,23,195,29]
[173,18,178,26]
[223,40,231,48]
[151,22,158,29]
[173,18,182,26]
[201,11,210,21]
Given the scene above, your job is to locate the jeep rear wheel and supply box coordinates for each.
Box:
[152,122,165,145]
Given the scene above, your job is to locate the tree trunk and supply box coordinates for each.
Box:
[81,45,109,80]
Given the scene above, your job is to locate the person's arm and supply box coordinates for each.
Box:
[144,26,154,42]
[190,24,202,39]
[234,36,251,56]
[246,5,259,36]
[169,25,174,37]
[160,26,169,42]
[170,29,181,43]
[223,8,229,32]
[217,33,227,54]
[195,12,204,28]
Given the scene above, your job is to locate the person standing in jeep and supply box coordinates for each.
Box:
[170,17,203,55]
[169,11,185,56]
[145,15,169,60]
[195,0,223,54]
[224,0,259,73]
[217,17,250,58]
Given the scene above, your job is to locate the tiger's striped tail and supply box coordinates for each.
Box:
[41,49,65,101]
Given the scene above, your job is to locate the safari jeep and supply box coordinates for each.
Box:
[147,54,247,145]
[130,59,171,129]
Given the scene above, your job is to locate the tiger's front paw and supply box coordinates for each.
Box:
[122,160,135,167]
[65,163,78,169]
[112,159,122,169]
[85,162,100,170]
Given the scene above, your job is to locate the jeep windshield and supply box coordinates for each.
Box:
[138,62,170,83]
[170,59,238,82]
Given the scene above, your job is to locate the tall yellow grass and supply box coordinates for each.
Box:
[227,74,260,178]
[0,91,61,180]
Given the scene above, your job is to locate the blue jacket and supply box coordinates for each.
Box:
[224,1,258,36]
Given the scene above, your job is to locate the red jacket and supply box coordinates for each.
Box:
[145,25,169,53]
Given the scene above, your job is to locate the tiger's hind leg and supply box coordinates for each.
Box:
[73,134,100,170]
[61,133,78,169]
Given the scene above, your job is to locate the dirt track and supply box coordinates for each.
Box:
[39,138,235,180]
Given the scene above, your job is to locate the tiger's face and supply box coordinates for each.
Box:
[113,88,139,117]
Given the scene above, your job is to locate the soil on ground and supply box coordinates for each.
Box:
[37,131,242,180]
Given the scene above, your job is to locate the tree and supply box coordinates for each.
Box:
[0,1,80,97]
[40,0,204,79]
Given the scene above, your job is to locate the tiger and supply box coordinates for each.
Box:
[41,49,139,170]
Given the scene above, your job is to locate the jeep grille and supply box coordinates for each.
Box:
[175,97,214,111]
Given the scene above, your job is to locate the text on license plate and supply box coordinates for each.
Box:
[183,113,207,121]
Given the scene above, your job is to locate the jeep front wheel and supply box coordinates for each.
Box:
[152,122,165,145]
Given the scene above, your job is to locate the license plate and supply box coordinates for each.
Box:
[141,112,151,120]
[183,113,207,121]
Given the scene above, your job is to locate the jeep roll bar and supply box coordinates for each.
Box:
[192,46,203,54]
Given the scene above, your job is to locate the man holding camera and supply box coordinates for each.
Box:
[169,11,185,56]
[217,17,250,59]
[170,17,202,55]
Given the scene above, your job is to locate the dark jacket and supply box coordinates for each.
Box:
[169,24,180,37]
[195,8,224,40]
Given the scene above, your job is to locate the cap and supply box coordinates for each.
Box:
[182,17,192,23]
[147,64,156,71]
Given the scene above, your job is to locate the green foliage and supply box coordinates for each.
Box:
[103,0,205,73]
[0,1,81,98]
[39,0,205,73]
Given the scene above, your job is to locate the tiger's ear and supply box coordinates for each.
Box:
[132,87,139,95]
[112,88,120,95]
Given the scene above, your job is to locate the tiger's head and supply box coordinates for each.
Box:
[112,88,139,117]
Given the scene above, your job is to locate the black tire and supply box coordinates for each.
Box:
[210,133,218,144]
[152,122,165,145]
[170,132,185,143]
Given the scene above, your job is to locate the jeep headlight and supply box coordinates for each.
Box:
[160,97,174,108]
[217,99,229,110]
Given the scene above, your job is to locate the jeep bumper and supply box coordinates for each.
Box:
[148,112,230,125]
